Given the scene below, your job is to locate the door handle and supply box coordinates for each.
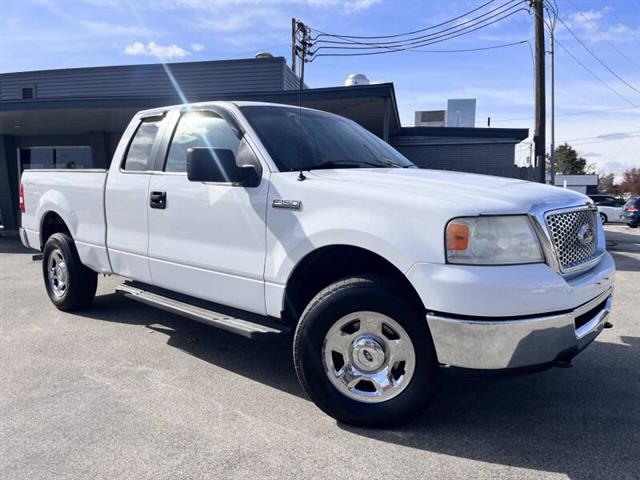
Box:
[150,191,167,209]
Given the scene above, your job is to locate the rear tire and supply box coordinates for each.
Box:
[293,276,439,427]
[42,233,97,311]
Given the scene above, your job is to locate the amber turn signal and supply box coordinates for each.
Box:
[446,222,469,251]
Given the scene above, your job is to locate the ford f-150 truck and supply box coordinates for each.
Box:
[19,101,615,426]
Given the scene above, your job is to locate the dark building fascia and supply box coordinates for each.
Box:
[397,126,529,141]
[0,57,301,101]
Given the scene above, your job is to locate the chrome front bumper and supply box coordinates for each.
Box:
[426,288,613,370]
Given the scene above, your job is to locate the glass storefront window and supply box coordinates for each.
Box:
[20,146,93,170]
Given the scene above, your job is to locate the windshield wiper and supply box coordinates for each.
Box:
[360,142,409,168]
[376,157,407,168]
[297,160,377,171]
[298,159,404,171]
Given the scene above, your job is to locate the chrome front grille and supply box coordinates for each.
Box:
[545,207,599,271]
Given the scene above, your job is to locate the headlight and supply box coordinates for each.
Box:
[446,216,544,265]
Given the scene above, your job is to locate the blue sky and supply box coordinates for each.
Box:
[1,0,639,177]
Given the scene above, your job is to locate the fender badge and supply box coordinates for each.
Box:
[272,199,302,210]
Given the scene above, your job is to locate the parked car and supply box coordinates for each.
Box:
[19,102,615,427]
[621,197,640,228]
[589,196,627,224]
[588,194,618,204]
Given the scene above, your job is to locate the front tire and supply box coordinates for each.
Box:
[42,233,97,311]
[599,212,608,225]
[293,276,439,427]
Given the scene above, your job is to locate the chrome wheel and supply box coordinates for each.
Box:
[47,248,68,298]
[322,311,416,403]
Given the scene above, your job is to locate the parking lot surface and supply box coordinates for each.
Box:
[1,225,638,480]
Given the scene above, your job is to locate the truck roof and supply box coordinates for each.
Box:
[136,100,310,117]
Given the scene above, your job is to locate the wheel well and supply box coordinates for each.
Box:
[40,212,71,248]
[282,245,425,325]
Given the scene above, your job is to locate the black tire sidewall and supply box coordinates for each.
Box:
[294,279,438,427]
[600,213,607,224]
[42,233,96,310]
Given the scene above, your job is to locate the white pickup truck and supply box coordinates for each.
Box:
[20,101,615,426]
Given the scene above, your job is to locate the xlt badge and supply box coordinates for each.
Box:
[272,199,302,210]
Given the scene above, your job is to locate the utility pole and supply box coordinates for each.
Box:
[300,23,309,86]
[549,17,556,186]
[291,18,298,76]
[533,0,546,183]
[291,18,310,87]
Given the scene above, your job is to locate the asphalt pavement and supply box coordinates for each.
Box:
[1,224,638,479]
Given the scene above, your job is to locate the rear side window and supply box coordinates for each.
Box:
[122,117,162,171]
[164,111,240,172]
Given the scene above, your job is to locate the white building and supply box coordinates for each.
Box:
[553,174,598,195]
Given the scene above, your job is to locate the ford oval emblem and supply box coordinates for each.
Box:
[577,224,594,246]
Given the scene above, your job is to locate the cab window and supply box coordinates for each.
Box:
[122,117,163,171]
[164,111,241,173]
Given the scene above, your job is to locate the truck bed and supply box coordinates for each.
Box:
[21,169,111,273]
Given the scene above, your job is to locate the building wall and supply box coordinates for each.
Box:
[391,136,534,179]
[1,58,298,101]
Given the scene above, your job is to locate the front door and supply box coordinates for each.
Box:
[147,109,269,314]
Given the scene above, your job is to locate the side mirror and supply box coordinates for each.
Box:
[187,148,259,187]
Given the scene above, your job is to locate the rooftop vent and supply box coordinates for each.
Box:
[415,110,446,127]
[255,52,274,59]
[345,73,370,86]
[22,87,34,99]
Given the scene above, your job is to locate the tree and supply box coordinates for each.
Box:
[619,167,640,196]
[597,171,618,195]
[554,143,588,175]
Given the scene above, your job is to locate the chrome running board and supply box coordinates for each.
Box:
[116,281,288,339]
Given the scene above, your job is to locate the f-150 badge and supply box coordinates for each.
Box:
[272,199,302,210]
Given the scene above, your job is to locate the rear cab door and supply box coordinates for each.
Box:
[105,110,171,283]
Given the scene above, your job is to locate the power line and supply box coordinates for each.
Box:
[556,14,640,96]
[555,38,638,107]
[550,129,640,145]
[567,1,640,71]
[310,6,528,58]
[603,0,640,47]
[529,2,638,107]
[311,0,500,40]
[568,135,640,147]
[480,105,640,123]
[406,40,529,53]
[311,0,520,47]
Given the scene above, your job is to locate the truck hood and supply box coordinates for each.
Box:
[306,168,590,215]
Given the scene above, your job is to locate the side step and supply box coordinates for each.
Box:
[116,282,289,339]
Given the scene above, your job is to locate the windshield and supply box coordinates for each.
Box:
[240,105,415,171]
[624,198,639,208]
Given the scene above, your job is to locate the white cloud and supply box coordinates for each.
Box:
[566,7,610,33]
[124,41,190,59]
[191,43,205,52]
[563,6,640,43]
[308,0,382,13]
[345,0,382,13]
